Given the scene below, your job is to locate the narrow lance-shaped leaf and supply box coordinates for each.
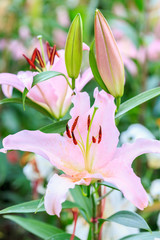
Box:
[32,71,71,88]
[4,215,63,239]
[119,231,160,240]
[116,86,160,119]
[40,120,69,134]
[0,97,53,119]
[0,199,83,215]
[98,210,151,232]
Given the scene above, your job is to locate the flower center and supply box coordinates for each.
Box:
[66,107,102,172]
[23,35,59,72]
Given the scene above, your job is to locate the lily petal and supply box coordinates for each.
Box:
[44,174,76,216]
[104,167,148,210]
[0,73,25,92]
[1,84,13,98]
[44,173,92,216]
[114,138,160,166]
[0,130,85,175]
[102,138,160,210]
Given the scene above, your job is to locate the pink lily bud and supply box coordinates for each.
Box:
[95,10,125,98]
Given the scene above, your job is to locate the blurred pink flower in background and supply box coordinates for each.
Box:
[0,42,93,119]
[6,151,20,164]
[53,6,70,48]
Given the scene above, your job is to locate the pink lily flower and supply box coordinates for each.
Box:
[0,42,93,119]
[1,89,160,216]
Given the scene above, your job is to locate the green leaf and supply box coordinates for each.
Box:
[89,41,108,92]
[0,200,82,215]
[40,120,69,133]
[0,154,8,186]
[98,181,120,191]
[134,0,144,11]
[116,87,160,119]
[4,215,63,239]
[0,199,45,214]
[46,233,80,240]
[62,200,83,210]
[32,71,71,88]
[70,186,92,222]
[99,211,151,231]
[0,97,53,119]
[119,231,160,240]
[22,87,29,110]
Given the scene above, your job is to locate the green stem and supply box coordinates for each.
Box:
[72,78,75,90]
[116,97,121,112]
[64,75,72,89]
[37,35,47,70]
[91,191,98,240]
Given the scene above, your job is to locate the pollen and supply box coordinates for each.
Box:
[92,136,96,143]
[98,126,102,144]
[23,54,36,69]
[35,48,45,68]
[50,45,56,65]
[87,115,90,130]
[72,131,78,145]
[66,124,72,138]
[71,116,79,133]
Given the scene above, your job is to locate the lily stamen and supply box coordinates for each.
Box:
[66,124,72,138]
[71,116,79,133]
[92,136,96,143]
[35,48,45,68]
[72,131,78,145]
[50,45,56,65]
[23,54,36,70]
[87,115,90,130]
[98,126,102,144]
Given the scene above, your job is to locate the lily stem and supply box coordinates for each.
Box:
[91,188,98,240]
[116,97,121,112]
[72,78,75,90]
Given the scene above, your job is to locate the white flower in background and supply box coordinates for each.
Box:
[67,189,138,240]
[120,124,155,143]
[23,154,53,194]
[66,217,89,240]
[120,124,160,169]
[150,179,160,201]
[102,189,138,240]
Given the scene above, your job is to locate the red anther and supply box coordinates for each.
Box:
[56,50,60,57]
[46,41,51,60]
[71,116,79,133]
[98,126,102,144]
[87,115,91,130]
[31,48,37,63]
[50,45,56,65]
[35,48,45,68]
[66,124,72,138]
[30,49,37,69]
[72,132,78,145]
[92,136,96,143]
[23,54,36,69]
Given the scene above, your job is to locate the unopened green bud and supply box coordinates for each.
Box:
[65,14,83,80]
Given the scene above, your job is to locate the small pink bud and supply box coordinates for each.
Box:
[95,10,125,97]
